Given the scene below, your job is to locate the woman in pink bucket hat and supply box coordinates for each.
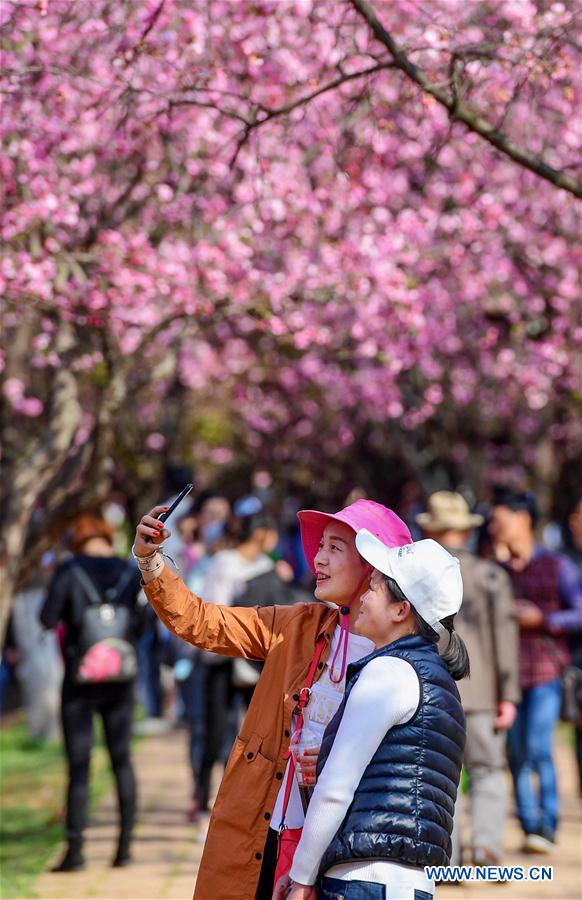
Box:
[297,500,413,683]
[132,498,411,900]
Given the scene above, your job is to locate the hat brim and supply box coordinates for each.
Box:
[415,512,484,530]
[297,510,355,575]
[354,529,399,582]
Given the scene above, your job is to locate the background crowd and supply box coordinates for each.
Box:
[1,470,581,877]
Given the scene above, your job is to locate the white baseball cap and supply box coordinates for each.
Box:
[355,530,463,634]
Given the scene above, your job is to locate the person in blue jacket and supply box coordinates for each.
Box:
[280,535,469,900]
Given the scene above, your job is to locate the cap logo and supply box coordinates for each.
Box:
[397,545,415,558]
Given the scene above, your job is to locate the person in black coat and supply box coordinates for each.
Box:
[41,513,145,872]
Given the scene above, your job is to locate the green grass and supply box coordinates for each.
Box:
[558,720,577,747]
[0,720,113,899]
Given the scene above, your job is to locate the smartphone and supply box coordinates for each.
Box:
[144,483,194,542]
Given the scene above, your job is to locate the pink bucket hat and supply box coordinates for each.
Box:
[297,499,412,574]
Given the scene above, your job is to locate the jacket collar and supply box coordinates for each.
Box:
[316,604,340,641]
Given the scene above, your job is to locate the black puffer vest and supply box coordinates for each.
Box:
[316,634,465,876]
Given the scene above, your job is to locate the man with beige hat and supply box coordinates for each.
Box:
[417,491,520,868]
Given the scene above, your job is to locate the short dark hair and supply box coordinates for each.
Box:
[191,489,227,515]
[385,575,408,604]
[226,496,278,544]
[493,489,539,528]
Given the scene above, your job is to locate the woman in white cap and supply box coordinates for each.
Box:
[280,535,469,900]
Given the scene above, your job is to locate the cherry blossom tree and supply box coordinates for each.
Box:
[1,0,580,632]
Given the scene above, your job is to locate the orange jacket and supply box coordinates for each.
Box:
[144,565,338,900]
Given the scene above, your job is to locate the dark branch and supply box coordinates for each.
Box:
[167,96,251,126]
[222,62,396,166]
[350,0,581,198]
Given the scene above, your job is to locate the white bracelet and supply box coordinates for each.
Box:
[132,544,163,572]
[137,553,164,572]
[131,542,158,561]
[131,542,178,573]
[143,558,165,578]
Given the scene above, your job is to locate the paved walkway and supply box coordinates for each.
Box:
[35,723,204,900]
[34,729,581,900]
[434,731,581,900]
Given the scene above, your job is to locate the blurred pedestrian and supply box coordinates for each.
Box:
[185,489,231,593]
[40,513,146,871]
[163,490,232,821]
[0,615,19,716]
[133,498,411,899]
[417,491,520,867]
[136,605,164,719]
[194,496,294,824]
[560,493,582,795]
[278,496,312,588]
[12,558,63,741]
[160,464,196,570]
[399,478,425,542]
[489,489,582,852]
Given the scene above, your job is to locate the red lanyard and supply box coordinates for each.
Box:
[280,637,325,827]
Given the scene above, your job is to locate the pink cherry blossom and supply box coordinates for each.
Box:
[0,0,579,539]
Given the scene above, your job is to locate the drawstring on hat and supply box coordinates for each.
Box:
[328,564,371,684]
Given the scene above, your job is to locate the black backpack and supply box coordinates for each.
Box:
[71,563,138,684]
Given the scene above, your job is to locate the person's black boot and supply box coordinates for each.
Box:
[51,843,85,872]
[113,760,136,867]
[112,836,132,867]
[58,777,88,872]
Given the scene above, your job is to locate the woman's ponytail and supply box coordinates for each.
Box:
[385,578,470,681]
[439,615,470,681]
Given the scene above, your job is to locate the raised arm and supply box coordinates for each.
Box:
[547,554,582,634]
[134,506,284,660]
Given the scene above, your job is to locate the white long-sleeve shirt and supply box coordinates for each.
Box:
[272,625,374,830]
[201,549,273,606]
[290,655,434,895]
[199,550,274,665]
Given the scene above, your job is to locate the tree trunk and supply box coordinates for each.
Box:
[0,361,82,644]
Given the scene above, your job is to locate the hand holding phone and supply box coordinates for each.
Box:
[157,483,194,527]
[137,483,194,548]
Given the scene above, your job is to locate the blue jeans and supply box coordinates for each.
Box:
[0,659,12,715]
[318,877,433,900]
[137,629,163,717]
[177,658,207,786]
[507,678,561,838]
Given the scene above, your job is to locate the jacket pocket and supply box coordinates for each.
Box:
[212,732,275,830]
[243,731,266,763]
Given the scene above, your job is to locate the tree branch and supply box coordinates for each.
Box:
[350,0,581,198]
[194,62,397,165]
